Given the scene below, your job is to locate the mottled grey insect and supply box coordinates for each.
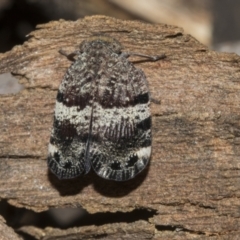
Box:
[48,35,165,181]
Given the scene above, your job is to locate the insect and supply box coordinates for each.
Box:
[48,35,165,181]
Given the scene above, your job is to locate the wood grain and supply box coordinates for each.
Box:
[1,15,240,239]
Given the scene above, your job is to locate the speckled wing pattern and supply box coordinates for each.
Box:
[48,36,152,181]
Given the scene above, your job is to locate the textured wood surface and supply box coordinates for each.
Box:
[0,216,23,240]
[1,15,240,239]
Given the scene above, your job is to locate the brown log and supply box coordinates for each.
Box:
[0,15,240,239]
[0,216,23,240]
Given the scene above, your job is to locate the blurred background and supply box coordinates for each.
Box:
[1,0,240,237]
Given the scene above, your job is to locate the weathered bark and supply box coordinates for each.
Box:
[0,216,23,240]
[0,15,240,239]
